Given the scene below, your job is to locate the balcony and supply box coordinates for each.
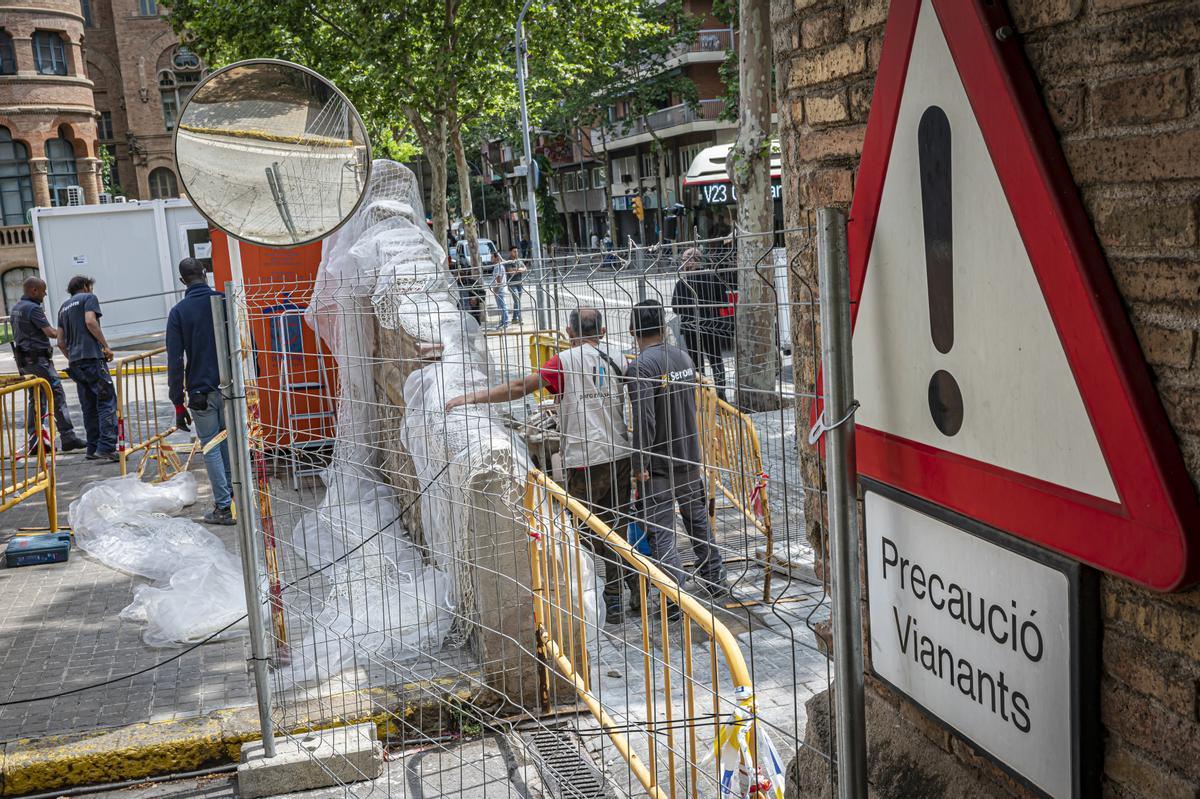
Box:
[0,224,34,249]
[591,99,728,151]
[670,28,734,63]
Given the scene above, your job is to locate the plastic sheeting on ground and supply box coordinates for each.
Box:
[68,473,249,647]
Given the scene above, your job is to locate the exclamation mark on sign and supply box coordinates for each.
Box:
[919,105,964,437]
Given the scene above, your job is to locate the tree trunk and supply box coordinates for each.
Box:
[556,167,575,247]
[412,111,450,255]
[731,0,779,411]
[450,118,481,277]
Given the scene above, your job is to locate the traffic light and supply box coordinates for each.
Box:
[632,195,645,221]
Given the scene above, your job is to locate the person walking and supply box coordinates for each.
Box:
[489,253,510,329]
[671,247,733,400]
[505,246,528,325]
[166,258,235,526]
[10,276,86,453]
[57,275,118,462]
[445,307,640,622]
[626,300,727,612]
[453,254,485,326]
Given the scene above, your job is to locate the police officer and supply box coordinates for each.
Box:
[166,258,234,526]
[10,276,85,453]
[57,275,119,462]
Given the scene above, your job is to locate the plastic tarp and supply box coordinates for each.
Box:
[67,473,249,647]
[293,159,601,682]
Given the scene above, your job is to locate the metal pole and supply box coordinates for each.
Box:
[816,206,866,798]
[212,289,276,759]
[516,0,548,330]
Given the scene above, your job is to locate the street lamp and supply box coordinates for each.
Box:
[515,0,548,329]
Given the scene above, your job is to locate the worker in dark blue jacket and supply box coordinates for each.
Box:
[166,258,233,526]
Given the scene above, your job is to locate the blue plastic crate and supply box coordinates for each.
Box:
[4,533,71,568]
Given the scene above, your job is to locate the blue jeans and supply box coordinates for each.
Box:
[192,390,233,510]
[493,289,509,326]
[68,359,117,455]
[508,284,524,322]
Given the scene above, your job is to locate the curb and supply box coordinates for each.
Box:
[1,676,482,797]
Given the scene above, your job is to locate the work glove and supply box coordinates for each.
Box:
[175,404,192,432]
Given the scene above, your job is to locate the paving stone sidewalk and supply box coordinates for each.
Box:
[0,349,254,744]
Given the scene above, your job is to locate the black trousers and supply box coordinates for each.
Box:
[682,328,728,398]
[16,351,78,445]
[566,457,638,602]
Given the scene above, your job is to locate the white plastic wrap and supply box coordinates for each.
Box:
[68,474,248,646]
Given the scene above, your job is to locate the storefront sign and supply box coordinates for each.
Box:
[864,482,1099,798]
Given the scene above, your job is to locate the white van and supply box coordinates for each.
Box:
[450,238,500,268]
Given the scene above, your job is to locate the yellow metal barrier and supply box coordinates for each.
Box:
[114,347,196,481]
[696,386,775,602]
[527,331,570,400]
[0,377,57,531]
[525,469,772,797]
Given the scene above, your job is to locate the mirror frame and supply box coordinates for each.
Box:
[172,57,373,249]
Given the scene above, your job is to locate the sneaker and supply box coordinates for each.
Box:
[89,451,119,463]
[694,577,733,602]
[85,451,98,460]
[61,438,87,453]
[203,505,236,526]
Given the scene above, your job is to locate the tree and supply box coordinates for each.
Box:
[729,0,779,411]
[163,0,652,263]
[545,0,698,244]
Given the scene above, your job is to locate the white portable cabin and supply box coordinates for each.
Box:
[31,199,212,346]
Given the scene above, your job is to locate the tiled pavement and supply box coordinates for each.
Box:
[0,350,254,744]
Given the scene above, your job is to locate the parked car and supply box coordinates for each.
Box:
[448,238,500,268]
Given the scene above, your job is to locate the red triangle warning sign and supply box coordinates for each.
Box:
[847,0,1199,590]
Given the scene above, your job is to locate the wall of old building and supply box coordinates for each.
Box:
[773,0,1200,795]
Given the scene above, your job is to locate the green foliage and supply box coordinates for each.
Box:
[550,0,700,143]
[447,161,507,222]
[98,145,122,196]
[533,155,565,243]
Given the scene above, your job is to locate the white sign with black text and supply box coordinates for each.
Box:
[865,490,1075,798]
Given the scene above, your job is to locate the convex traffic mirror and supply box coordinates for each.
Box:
[174,59,371,247]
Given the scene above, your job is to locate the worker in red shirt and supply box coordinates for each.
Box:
[445,306,639,623]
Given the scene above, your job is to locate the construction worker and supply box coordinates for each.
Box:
[444,306,640,622]
[166,258,234,526]
[626,300,727,611]
[57,275,118,462]
[10,276,85,453]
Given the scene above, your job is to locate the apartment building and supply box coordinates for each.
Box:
[1,0,196,311]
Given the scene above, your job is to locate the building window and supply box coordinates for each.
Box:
[0,31,15,75]
[158,49,204,131]
[592,166,606,188]
[81,0,93,27]
[0,127,34,225]
[679,144,704,178]
[45,130,79,206]
[98,111,113,141]
[33,31,68,76]
[640,152,659,178]
[3,267,39,314]
[137,0,158,16]
[149,167,177,199]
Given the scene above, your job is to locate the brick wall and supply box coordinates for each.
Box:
[772,0,1200,795]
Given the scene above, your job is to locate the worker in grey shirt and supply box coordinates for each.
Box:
[626,300,727,606]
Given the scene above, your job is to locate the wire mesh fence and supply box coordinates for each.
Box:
[223,176,838,798]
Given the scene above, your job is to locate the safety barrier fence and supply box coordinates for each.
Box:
[218,222,833,799]
[696,387,775,602]
[114,346,195,481]
[526,468,785,798]
[0,376,57,531]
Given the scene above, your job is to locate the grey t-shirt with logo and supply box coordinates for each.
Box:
[57,292,105,363]
[626,342,702,475]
